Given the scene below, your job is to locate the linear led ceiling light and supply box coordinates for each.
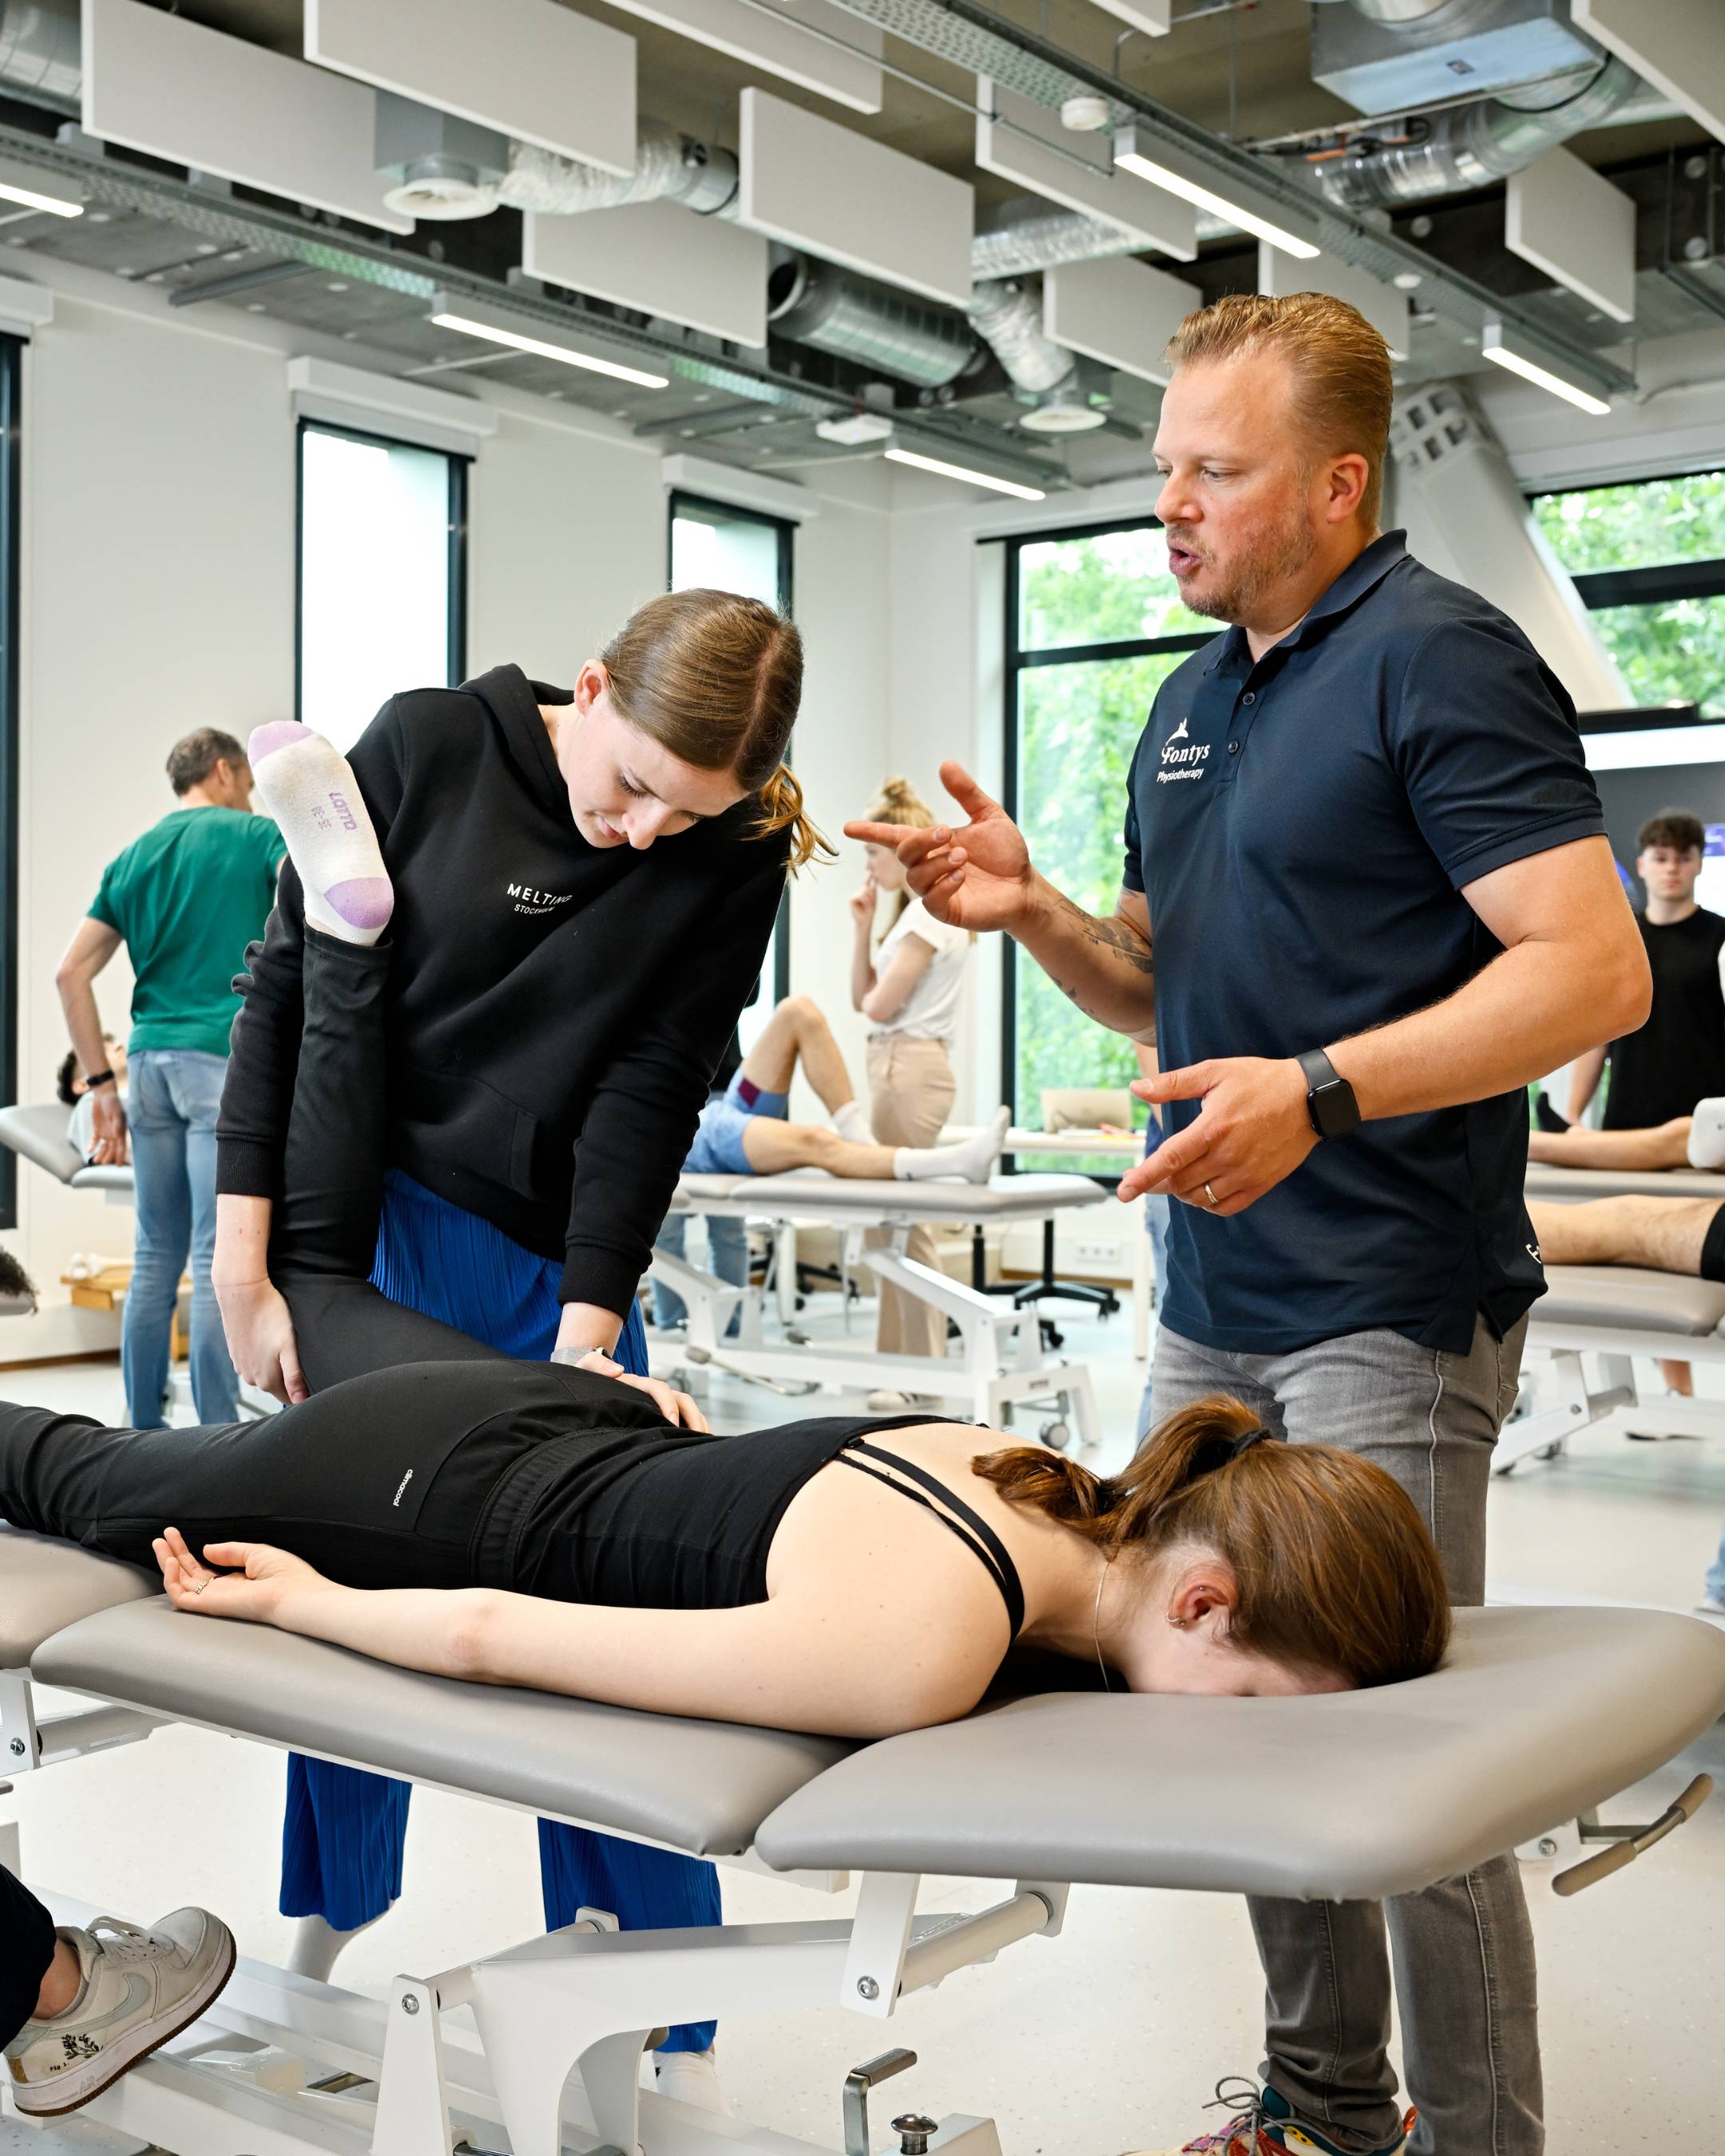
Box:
[1480,321,1612,417]
[1113,121,1319,260]
[427,294,668,389]
[883,446,1045,500]
[0,155,84,219]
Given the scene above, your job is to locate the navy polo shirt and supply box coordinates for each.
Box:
[1123,530,1604,1356]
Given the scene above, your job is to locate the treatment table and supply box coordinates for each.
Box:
[655,1171,1106,1448]
[4,1525,1725,2156]
[1502,1162,1725,1472]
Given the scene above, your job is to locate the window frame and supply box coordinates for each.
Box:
[666,489,795,1004]
[1530,466,1725,714]
[292,415,470,728]
[999,513,1204,1147]
[0,337,19,1230]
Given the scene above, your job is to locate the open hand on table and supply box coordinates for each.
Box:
[153,1525,327,1624]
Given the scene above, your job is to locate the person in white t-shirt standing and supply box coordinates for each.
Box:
[851,776,974,1359]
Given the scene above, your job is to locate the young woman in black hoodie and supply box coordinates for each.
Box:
[210,588,816,2089]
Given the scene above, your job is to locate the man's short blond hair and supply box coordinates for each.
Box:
[1164,291,1392,529]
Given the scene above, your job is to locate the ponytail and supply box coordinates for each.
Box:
[756,763,833,875]
[974,1394,1451,1690]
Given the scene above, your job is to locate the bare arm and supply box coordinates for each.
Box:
[153,1528,985,1739]
[55,919,127,1163]
[846,766,1156,1039]
[1326,838,1648,1118]
[1127,835,1652,1210]
[861,935,934,1025]
[1564,1044,1608,1126]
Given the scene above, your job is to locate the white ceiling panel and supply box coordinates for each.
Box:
[738,90,973,308]
[82,0,412,234]
[1507,147,1636,324]
[1044,255,1200,384]
[602,0,884,115]
[1573,0,1725,147]
[305,0,636,177]
[1257,243,1410,361]
[977,81,1196,261]
[1090,0,1172,32]
[524,202,768,347]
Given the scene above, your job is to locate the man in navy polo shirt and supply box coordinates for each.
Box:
[851,293,1648,2156]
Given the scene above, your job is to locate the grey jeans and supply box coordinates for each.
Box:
[1151,1314,1540,2156]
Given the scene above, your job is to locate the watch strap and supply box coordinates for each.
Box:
[84,1069,117,1091]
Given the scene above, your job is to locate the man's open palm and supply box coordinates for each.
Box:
[843,761,1033,934]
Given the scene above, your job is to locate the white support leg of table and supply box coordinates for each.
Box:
[1132,1194,1151,1362]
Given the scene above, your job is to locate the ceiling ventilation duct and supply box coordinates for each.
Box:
[1318,48,1640,208]
[968,277,1105,432]
[1313,0,1611,112]
[767,254,978,388]
[498,121,739,219]
[0,0,83,115]
[375,94,509,221]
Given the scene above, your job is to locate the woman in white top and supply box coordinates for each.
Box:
[851,776,974,1357]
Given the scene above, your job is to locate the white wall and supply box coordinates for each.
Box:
[0,260,895,1338]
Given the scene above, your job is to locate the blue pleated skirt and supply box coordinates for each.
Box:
[280,1168,720,2049]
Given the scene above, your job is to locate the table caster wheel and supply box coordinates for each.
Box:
[1041,1419,1071,1451]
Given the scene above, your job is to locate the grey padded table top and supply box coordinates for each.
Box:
[1527,1162,1725,1202]
[35,1599,851,1856]
[757,1607,1725,1900]
[672,1169,1103,1222]
[0,1528,155,1665]
[1533,1264,1725,1337]
[0,1102,133,1192]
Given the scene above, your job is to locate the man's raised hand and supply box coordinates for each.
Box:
[843,761,1035,934]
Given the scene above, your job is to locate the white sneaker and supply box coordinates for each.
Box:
[1696,1597,1725,1619]
[654,2044,734,2116]
[5,1908,236,2117]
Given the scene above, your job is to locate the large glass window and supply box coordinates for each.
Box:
[1533,469,1725,716]
[668,492,794,1040]
[1004,521,1211,1170]
[0,339,17,1229]
[297,422,467,752]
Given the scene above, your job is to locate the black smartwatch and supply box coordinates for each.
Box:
[1298,1048,1360,1141]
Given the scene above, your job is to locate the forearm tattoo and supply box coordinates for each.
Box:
[1045,888,1154,1023]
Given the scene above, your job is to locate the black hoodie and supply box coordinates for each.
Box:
[216,664,787,1317]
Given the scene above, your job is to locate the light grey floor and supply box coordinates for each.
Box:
[4,1298,1723,2155]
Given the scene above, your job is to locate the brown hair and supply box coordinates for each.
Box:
[974,1393,1449,1689]
[166,727,247,797]
[600,589,830,871]
[1638,809,1704,857]
[1164,292,1393,530]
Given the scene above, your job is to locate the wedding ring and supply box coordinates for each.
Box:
[1203,1181,1219,1208]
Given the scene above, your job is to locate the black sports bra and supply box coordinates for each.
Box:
[834,1437,1026,1638]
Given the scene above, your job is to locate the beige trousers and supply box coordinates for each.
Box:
[866,1033,957,1360]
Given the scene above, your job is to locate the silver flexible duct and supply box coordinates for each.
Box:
[1319,50,1640,209]
[498,120,738,217]
[0,0,82,115]
[767,255,977,387]
[966,278,1075,396]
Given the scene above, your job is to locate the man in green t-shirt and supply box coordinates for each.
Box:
[56,728,285,1426]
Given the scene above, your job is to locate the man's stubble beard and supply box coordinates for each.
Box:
[1178,505,1319,628]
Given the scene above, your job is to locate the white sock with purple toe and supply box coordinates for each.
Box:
[248,723,393,946]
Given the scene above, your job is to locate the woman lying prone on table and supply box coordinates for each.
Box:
[0,747,1449,1738]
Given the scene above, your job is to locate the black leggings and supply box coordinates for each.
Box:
[0,932,591,1587]
[2,1863,57,2046]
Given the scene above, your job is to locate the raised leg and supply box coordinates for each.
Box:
[1525,1194,1718,1274]
[740,994,855,1115]
[1525,1117,1694,1170]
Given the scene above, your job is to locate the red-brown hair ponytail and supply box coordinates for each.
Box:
[974,1396,1450,1690]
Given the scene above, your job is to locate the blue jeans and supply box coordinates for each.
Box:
[652,1211,749,1330]
[1706,1524,1725,1605]
[1136,1112,1172,1442]
[125,1049,237,1428]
